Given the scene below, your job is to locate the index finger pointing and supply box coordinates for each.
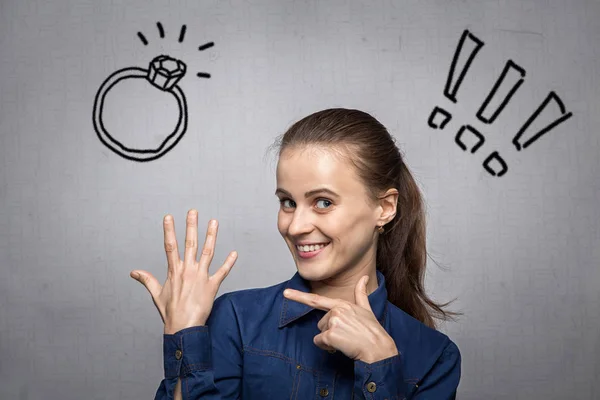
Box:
[283,289,342,311]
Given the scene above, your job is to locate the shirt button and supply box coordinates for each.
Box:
[366,381,377,392]
[319,388,329,397]
[175,349,182,360]
[327,349,336,354]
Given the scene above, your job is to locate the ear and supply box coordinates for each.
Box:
[377,188,398,225]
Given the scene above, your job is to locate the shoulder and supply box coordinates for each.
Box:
[386,301,461,380]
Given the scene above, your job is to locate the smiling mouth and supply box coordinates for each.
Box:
[295,242,330,259]
[296,242,329,252]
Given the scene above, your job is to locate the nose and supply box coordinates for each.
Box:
[286,207,314,237]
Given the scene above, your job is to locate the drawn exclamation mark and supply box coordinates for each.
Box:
[444,30,485,103]
[428,30,485,130]
[512,91,573,150]
[428,28,574,178]
[476,60,526,124]
[480,91,573,176]
[465,59,525,177]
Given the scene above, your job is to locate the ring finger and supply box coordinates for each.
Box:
[199,219,218,271]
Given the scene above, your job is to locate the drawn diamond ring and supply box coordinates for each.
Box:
[92,55,188,162]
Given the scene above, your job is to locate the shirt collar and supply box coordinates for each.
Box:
[278,269,388,328]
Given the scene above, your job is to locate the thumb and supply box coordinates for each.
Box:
[130,270,162,298]
[354,275,372,311]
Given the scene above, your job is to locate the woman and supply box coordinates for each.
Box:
[131,108,462,399]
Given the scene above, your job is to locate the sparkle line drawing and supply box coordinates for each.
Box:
[178,25,187,43]
[92,22,214,162]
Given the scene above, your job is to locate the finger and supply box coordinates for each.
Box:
[198,219,218,269]
[163,214,180,276]
[317,310,332,332]
[183,210,199,265]
[283,289,343,311]
[313,331,336,351]
[354,275,373,312]
[130,270,163,300]
[317,306,347,331]
[211,251,238,285]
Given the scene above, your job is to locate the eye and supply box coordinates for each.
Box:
[279,198,296,209]
[277,197,332,210]
[316,199,332,209]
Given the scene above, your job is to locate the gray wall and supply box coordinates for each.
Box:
[1,0,598,399]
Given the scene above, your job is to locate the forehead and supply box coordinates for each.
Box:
[276,145,364,193]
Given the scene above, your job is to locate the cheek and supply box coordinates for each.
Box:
[277,210,288,234]
[334,212,373,246]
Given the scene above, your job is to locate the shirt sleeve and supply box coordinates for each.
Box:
[154,293,243,400]
[353,340,461,400]
[410,340,461,399]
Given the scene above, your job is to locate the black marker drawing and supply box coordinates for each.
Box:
[427,106,452,130]
[428,29,573,177]
[444,30,485,103]
[178,25,187,43]
[476,60,526,124]
[482,151,508,177]
[512,91,573,151]
[427,30,484,132]
[93,22,214,162]
[455,125,485,153]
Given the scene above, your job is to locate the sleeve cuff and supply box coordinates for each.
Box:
[354,354,406,398]
[163,326,212,379]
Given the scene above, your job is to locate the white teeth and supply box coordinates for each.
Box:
[297,243,328,252]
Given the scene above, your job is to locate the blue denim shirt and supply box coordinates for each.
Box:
[155,270,461,399]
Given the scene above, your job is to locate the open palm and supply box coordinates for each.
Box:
[130,210,238,334]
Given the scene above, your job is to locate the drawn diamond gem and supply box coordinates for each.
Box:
[147,55,187,90]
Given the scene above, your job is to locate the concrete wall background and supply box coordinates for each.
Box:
[1,1,598,398]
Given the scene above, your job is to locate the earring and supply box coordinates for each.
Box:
[377,225,385,234]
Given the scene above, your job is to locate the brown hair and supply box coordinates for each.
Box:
[267,108,462,329]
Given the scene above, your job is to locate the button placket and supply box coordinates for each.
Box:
[316,365,335,399]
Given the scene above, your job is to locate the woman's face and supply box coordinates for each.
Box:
[275,145,382,283]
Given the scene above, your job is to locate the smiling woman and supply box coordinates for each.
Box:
[132,108,463,400]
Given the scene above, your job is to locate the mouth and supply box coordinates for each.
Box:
[295,242,330,259]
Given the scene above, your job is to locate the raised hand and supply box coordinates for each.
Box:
[130,210,238,334]
[283,275,399,364]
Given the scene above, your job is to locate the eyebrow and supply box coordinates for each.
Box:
[274,187,340,199]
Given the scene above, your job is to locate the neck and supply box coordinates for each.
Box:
[309,266,378,304]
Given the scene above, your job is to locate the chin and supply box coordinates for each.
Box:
[295,262,333,282]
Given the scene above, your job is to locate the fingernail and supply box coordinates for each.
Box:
[283,289,290,297]
[131,272,140,279]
